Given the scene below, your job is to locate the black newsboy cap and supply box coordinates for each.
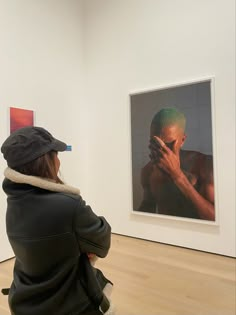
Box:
[1,126,67,168]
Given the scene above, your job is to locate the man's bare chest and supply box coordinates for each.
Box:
[149,167,199,216]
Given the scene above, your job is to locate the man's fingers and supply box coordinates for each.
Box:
[150,151,158,160]
[149,139,161,151]
[149,148,162,162]
[173,139,179,154]
[149,143,160,152]
[153,136,165,147]
[150,138,164,152]
[149,153,157,163]
[149,144,168,161]
[153,136,170,154]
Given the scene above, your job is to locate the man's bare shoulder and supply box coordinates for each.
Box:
[182,149,212,159]
[181,149,213,162]
[140,161,153,186]
[181,150,213,178]
[142,161,153,171]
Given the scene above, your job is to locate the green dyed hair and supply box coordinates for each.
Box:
[151,108,186,131]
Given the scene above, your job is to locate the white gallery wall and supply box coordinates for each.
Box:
[0,0,87,261]
[0,0,235,260]
[83,0,235,257]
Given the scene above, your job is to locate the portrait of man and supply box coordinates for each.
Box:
[130,80,215,221]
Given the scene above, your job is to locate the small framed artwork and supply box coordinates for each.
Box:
[130,78,218,224]
[9,107,34,134]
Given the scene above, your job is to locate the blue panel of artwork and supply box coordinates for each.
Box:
[66,145,72,151]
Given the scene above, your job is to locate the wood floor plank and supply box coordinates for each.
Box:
[0,234,235,315]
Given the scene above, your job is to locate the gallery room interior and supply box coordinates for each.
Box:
[0,0,235,315]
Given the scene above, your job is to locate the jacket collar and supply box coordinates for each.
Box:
[4,167,80,196]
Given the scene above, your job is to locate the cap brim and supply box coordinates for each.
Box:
[52,139,67,152]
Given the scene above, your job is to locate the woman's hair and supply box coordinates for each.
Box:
[13,151,63,184]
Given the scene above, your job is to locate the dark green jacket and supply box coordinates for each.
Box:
[2,170,112,315]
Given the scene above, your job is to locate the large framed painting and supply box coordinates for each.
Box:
[130,78,218,224]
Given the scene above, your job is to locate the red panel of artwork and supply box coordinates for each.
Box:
[10,107,34,134]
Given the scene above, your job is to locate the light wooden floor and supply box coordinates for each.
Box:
[0,234,235,315]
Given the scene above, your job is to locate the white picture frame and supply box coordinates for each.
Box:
[129,77,219,226]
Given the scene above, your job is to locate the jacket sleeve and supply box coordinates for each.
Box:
[73,197,111,258]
